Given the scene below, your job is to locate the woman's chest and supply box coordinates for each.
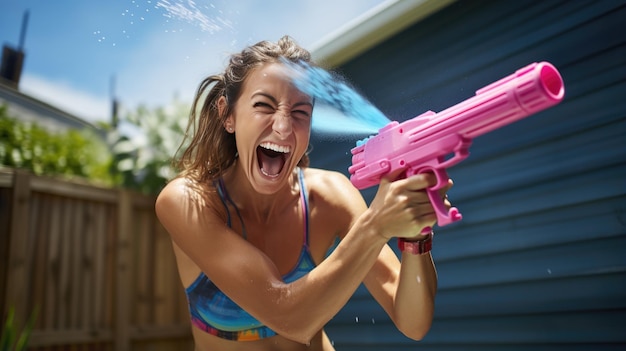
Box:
[238,204,340,275]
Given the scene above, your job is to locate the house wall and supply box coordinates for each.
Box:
[311,0,626,349]
[0,82,103,135]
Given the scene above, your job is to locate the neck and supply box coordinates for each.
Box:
[221,165,300,224]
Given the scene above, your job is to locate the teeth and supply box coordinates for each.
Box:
[259,142,290,153]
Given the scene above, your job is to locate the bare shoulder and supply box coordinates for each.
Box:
[158,176,220,205]
[156,177,200,216]
[301,168,367,229]
[156,177,186,206]
[155,177,224,235]
[302,168,361,201]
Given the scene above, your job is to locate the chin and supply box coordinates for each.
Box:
[252,163,295,194]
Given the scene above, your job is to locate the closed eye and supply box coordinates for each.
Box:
[293,109,312,120]
[253,101,275,112]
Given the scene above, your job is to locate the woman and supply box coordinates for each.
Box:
[156,35,451,351]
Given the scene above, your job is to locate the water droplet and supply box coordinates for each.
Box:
[547,268,552,274]
[372,318,375,324]
[355,317,359,323]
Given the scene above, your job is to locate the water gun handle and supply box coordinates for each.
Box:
[406,166,462,232]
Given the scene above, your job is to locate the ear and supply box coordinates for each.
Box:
[218,96,235,133]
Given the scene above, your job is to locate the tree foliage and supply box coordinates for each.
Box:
[108,97,188,194]
[0,104,115,185]
[1,96,189,195]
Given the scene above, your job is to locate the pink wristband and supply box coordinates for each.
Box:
[398,232,433,255]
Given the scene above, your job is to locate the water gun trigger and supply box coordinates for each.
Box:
[409,167,462,227]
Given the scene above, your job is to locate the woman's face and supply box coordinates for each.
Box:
[226,62,313,194]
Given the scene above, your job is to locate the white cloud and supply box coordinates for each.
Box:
[20,73,111,124]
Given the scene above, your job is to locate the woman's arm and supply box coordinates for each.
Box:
[363,179,451,340]
[363,244,438,340]
[156,172,438,344]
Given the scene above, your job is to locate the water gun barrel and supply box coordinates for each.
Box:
[462,61,564,138]
[348,61,564,190]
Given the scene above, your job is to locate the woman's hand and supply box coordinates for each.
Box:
[366,173,453,241]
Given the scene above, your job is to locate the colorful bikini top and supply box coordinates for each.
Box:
[185,168,324,341]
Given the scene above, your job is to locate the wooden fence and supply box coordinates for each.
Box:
[0,168,193,350]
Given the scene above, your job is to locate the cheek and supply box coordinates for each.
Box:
[295,120,312,139]
[295,117,312,131]
[295,123,311,151]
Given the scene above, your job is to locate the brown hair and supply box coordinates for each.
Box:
[174,35,314,183]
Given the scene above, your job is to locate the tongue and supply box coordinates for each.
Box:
[258,148,285,176]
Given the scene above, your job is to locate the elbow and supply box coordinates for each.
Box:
[394,287,437,341]
[395,309,434,341]
[399,320,433,341]
[269,322,320,345]
[265,309,323,345]
[280,332,315,346]
[261,291,324,345]
[266,311,324,345]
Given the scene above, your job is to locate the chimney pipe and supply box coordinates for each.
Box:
[0,10,29,88]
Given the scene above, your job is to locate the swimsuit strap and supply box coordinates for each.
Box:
[216,178,248,239]
[297,168,310,248]
[214,179,232,227]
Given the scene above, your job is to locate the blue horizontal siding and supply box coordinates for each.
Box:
[330,309,626,350]
[309,0,626,349]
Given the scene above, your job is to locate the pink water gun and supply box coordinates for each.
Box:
[348,62,565,227]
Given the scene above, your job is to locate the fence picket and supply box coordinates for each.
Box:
[0,168,192,349]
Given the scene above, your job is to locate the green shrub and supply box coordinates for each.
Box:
[109,97,188,195]
[0,104,115,186]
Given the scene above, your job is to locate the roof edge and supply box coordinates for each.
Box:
[0,81,103,132]
[310,0,457,68]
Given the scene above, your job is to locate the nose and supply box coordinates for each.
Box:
[272,112,293,138]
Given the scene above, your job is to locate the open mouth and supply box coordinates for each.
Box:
[257,142,290,178]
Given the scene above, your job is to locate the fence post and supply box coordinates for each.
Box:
[115,190,132,351]
[3,170,31,328]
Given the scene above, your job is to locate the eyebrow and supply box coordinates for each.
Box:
[252,92,313,109]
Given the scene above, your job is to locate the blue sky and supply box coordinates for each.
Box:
[0,0,385,124]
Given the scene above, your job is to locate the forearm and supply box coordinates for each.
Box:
[393,251,438,340]
[267,212,388,342]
